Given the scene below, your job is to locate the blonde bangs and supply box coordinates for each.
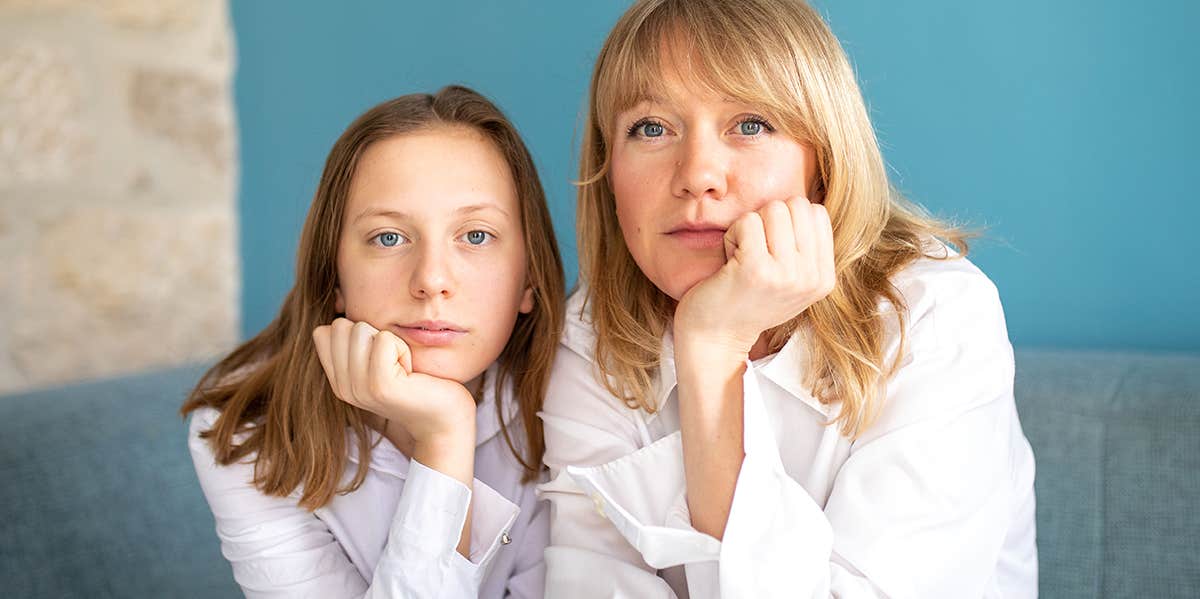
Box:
[591,0,827,157]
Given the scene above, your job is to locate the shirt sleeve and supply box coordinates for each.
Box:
[543,268,1033,598]
[494,470,550,599]
[187,409,520,599]
[539,340,687,598]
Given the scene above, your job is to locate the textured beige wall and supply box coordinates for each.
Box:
[0,0,238,394]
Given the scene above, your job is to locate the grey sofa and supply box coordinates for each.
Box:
[1,350,1197,598]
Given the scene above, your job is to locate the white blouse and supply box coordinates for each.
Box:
[540,254,1038,598]
[188,364,547,598]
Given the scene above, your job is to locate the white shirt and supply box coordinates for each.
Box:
[188,364,548,599]
[539,254,1038,598]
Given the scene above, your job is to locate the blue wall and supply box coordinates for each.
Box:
[233,1,1199,351]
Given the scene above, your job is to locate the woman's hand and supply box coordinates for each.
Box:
[674,197,835,360]
[312,318,476,445]
[313,318,478,558]
[670,198,834,540]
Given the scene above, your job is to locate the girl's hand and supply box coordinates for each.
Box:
[674,197,835,360]
[312,318,476,444]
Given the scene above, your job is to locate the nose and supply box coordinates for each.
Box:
[670,131,728,200]
[409,244,455,300]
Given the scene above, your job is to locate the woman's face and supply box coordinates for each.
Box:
[608,64,819,301]
[335,127,533,384]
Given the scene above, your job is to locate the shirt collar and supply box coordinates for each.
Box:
[651,326,832,420]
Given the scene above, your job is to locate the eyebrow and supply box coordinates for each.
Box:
[352,202,511,224]
[454,203,511,218]
[625,93,744,114]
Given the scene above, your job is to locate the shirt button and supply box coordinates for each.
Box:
[500,532,512,545]
[591,493,605,517]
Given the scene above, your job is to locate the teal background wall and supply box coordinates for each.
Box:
[233,1,1199,351]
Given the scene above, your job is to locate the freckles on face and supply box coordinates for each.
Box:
[607,72,818,301]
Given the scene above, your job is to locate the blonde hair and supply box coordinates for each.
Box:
[578,0,967,437]
[182,86,564,509]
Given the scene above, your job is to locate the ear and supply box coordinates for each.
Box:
[334,287,346,315]
[518,285,535,314]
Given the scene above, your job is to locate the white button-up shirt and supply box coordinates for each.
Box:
[540,254,1038,598]
[189,364,548,598]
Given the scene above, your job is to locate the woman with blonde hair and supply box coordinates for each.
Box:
[540,0,1037,596]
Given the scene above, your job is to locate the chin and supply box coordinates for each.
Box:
[656,261,723,301]
[409,350,483,384]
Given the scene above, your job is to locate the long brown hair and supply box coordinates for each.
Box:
[182,86,564,510]
[577,0,968,437]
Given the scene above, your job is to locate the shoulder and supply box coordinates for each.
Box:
[542,286,647,451]
[187,405,222,454]
[886,243,1009,352]
[560,286,598,362]
[858,244,1016,441]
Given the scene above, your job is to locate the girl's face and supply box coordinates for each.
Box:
[336,127,533,384]
[608,64,819,301]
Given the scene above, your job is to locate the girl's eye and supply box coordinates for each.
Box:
[462,230,494,246]
[627,118,666,139]
[735,116,774,136]
[372,232,405,247]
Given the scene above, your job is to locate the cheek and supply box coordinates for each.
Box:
[732,142,816,207]
[465,248,528,311]
[337,258,405,320]
[609,148,666,234]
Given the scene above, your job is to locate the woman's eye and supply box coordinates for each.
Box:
[627,119,666,138]
[735,117,774,136]
[372,232,405,247]
[462,230,493,246]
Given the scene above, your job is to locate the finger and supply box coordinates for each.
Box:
[312,325,339,398]
[394,332,413,375]
[348,321,378,403]
[724,210,768,264]
[368,330,408,402]
[330,318,354,402]
[810,203,836,290]
[760,200,797,260]
[788,196,814,254]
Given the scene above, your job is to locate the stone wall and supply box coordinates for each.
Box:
[0,0,238,394]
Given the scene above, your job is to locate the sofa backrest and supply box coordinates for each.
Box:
[1014,349,1200,598]
[0,364,240,598]
[1,350,1197,597]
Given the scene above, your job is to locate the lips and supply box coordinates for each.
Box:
[666,223,727,250]
[393,320,467,347]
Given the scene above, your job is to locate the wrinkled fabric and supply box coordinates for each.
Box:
[540,253,1037,598]
[189,365,548,598]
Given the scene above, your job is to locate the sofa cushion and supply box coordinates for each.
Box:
[0,364,239,598]
[1015,349,1200,598]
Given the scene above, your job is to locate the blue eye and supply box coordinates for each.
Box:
[373,232,404,247]
[627,119,666,138]
[463,230,493,246]
[736,116,774,136]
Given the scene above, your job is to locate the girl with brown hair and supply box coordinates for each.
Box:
[182,85,563,598]
[539,0,1037,597]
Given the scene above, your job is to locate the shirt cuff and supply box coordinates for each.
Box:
[388,460,520,570]
[566,431,722,569]
[465,470,521,567]
[563,358,832,585]
[716,360,834,597]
